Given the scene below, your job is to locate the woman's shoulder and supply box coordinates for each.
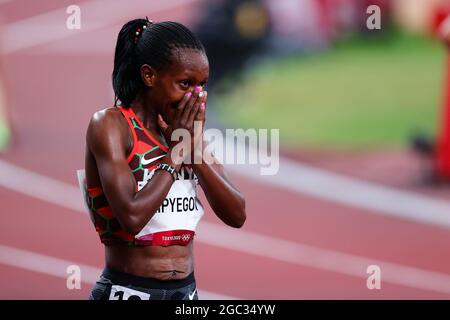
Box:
[90,106,122,122]
[88,106,127,130]
[87,106,128,142]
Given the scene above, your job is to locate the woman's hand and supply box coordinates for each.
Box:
[157,86,207,164]
[193,90,207,162]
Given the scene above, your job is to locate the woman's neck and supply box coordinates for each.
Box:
[130,96,159,135]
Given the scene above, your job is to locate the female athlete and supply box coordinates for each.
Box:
[84,18,246,300]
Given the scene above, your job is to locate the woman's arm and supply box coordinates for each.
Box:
[87,109,183,235]
[180,90,246,228]
[156,87,245,228]
[192,144,246,228]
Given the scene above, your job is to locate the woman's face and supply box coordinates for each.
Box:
[150,48,209,124]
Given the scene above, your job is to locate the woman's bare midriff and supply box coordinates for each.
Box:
[105,243,194,281]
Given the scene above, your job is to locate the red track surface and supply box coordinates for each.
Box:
[1,1,450,299]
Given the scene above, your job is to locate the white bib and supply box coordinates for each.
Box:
[134,166,204,245]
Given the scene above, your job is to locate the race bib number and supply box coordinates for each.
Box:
[109,285,151,300]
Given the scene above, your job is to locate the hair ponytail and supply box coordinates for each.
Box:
[112,18,148,107]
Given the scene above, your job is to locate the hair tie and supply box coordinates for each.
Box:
[134,18,154,43]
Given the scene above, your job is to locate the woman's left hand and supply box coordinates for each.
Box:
[192,90,207,162]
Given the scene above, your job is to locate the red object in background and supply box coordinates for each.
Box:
[433,4,450,180]
[436,56,450,180]
[432,4,450,32]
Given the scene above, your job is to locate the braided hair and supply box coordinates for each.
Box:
[112,18,206,107]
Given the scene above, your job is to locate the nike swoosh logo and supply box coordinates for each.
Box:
[188,288,197,300]
[141,154,165,166]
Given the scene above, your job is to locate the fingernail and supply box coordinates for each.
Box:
[198,92,204,98]
[186,92,192,98]
[195,86,202,93]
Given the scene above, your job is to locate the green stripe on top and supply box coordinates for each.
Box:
[132,146,161,172]
[143,145,159,155]
[130,117,142,130]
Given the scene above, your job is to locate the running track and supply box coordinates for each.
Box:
[1,0,450,299]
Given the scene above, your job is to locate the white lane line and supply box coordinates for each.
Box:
[0,160,82,212]
[1,159,450,295]
[221,137,450,229]
[0,244,238,300]
[198,223,450,295]
[2,0,201,54]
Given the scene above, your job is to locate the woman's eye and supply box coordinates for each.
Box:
[180,80,189,88]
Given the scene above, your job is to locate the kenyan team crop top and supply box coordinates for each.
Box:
[85,106,204,246]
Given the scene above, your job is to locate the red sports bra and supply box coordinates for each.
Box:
[85,106,204,246]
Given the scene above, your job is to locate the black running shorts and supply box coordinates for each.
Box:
[89,267,198,300]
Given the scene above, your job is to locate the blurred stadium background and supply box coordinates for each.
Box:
[1,0,450,299]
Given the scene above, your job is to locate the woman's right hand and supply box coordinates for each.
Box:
[157,86,206,164]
